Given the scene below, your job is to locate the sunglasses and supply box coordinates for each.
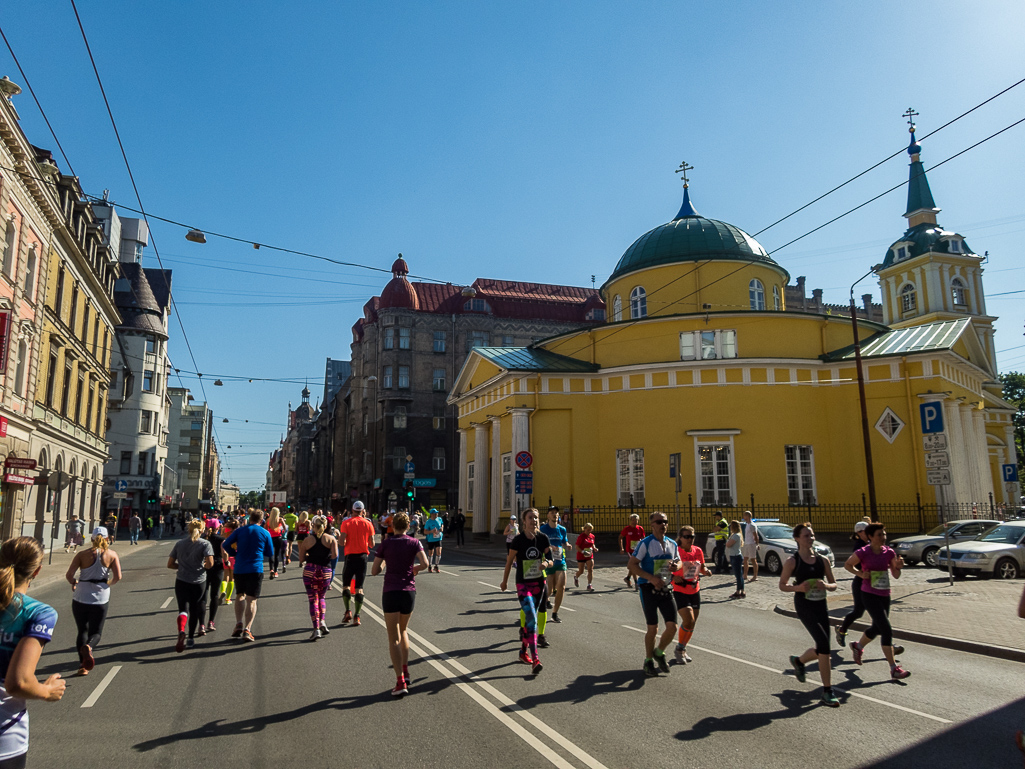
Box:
[653,520,668,525]
[679,534,694,539]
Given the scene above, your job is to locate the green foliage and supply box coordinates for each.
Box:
[999,371,1025,476]
[239,489,263,509]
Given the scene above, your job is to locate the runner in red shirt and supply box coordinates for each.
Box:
[619,514,645,588]
[671,525,711,664]
[573,523,598,592]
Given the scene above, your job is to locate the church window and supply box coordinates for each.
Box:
[616,448,645,507]
[629,287,647,319]
[785,445,816,505]
[951,278,967,308]
[680,330,737,361]
[900,283,917,314]
[612,295,622,322]
[772,285,781,311]
[948,239,962,253]
[697,443,733,506]
[749,279,765,310]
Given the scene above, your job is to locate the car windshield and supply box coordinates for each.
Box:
[977,525,1025,545]
[926,523,953,536]
[758,525,793,541]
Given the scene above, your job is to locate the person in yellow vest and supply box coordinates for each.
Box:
[712,512,729,574]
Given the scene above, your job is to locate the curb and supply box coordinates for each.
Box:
[772,604,1025,664]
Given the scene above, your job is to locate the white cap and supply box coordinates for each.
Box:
[352,501,365,511]
[854,521,868,532]
[509,515,516,520]
[92,526,109,538]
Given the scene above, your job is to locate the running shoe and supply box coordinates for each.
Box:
[319,622,330,635]
[392,679,408,697]
[353,616,361,627]
[586,584,594,592]
[342,610,352,624]
[242,629,255,642]
[285,557,291,565]
[269,571,277,580]
[546,599,553,610]
[821,689,840,708]
[77,667,89,677]
[281,566,286,574]
[623,575,632,587]
[674,645,692,664]
[655,651,670,674]
[537,634,550,648]
[573,575,579,588]
[185,637,195,649]
[890,665,911,680]
[892,644,905,656]
[849,641,864,665]
[835,626,847,648]
[531,657,543,675]
[175,632,186,653]
[231,623,244,638]
[791,656,806,683]
[643,658,659,677]
[309,628,321,642]
[81,644,95,672]
[434,566,440,573]
[198,624,207,637]
[519,651,533,665]
[208,621,216,632]
[551,612,561,623]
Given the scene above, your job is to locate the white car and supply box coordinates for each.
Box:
[703,520,834,575]
[935,521,1025,579]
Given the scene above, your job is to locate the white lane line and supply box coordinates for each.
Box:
[81,666,122,708]
[359,605,579,769]
[621,626,950,724]
[438,569,460,576]
[558,606,576,612]
[478,581,502,590]
[160,597,173,609]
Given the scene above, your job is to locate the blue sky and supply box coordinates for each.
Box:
[2,1,1023,490]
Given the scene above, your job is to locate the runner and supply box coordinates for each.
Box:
[167,519,215,652]
[672,525,710,665]
[296,510,311,542]
[500,508,551,675]
[573,523,597,591]
[628,512,682,677]
[844,523,910,679]
[372,512,429,696]
[503,515,519,550]
[540,507,572,625]
[835,521,870,647]
[283,507,299,565]
[423,509,444,573]
[779,522,841,706]
[619,514,645,588]
[0,537,65,766]
[223,509,275,642]
[200,520,225,633]
[338,500,376,626]
[65,526,122,675]
[220,518,237,606]
[298,515,339,640]
[265,507,286,578]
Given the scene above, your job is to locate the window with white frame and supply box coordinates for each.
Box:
[432,447,445,471]
[433,331,446,353]
[630,286,647,319]
[616,448,645,507]
[433,368,446,391]
[894,245,908,262]
[773,285,781,311]
[467,462,475,513]
[900,283,917,313]
[398,365,410,389]
[697,443,733,506]
[382,365,393,389]
[749,279,765,310]
[875,407,905,444]
[784,445,816,505]
[680,329,737,360]
[383,327,395,350]
[393,405,407,429]
[951,278,967,308]
[501,453,512,510]
[948,238,962,253]
[612,295,622,322]
[399,327,411,349]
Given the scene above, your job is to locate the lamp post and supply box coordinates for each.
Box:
[850,266,884,520]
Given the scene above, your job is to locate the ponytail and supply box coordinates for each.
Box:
[0,538,43,611]
[312,515,327,536]
[188,519,204,542]
[91,534,109,551]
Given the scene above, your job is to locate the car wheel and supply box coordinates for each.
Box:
[994,558,1020,580]
[922,547,940,568]
[765,552,782,575]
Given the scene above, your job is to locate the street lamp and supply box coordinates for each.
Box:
[850,265,884,520]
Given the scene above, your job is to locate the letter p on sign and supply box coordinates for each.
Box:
[920,402,945,434]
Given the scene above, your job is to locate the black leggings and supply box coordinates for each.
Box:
[861,591,893,646]
[71,600,108,653]
[271,537,285,571]
[839,576,865,633]
[794,595,831,655]
[175,580,206,638]
[202,565,224,624]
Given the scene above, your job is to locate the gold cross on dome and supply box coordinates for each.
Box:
[903,107,919,128]
[675,161,694,187]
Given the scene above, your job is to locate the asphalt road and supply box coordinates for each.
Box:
[24,542,1025,769]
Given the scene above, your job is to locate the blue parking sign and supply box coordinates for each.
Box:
[919,402,945,434]
[1003,464,1019,483]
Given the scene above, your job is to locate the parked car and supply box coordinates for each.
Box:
[891,519,999,568]
[702,520,834,575]
[935,520,1025,579]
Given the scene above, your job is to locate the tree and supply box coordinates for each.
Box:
[999,372,1025,479]
[239,489,264,509]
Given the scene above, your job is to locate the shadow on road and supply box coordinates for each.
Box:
[674,690,817,741]
[515,668,644,708]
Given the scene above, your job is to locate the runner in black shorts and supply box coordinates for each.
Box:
[628,512,681,677]
[338,501,375,626]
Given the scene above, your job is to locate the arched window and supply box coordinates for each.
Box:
[772,285,781,311]
[749,279,765,310]
[612,295,622,322]
[629,287,647,319]
[900,283,917,313]
[951,278,967,308]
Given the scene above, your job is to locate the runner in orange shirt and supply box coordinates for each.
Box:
[338,501,376,626]
[671,525,711,665]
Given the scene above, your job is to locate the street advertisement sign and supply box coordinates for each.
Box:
[3,457,36,470]
[2,473,34,485]
[267,490,287,505]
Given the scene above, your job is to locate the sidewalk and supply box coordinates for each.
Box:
[449,535,1025,662]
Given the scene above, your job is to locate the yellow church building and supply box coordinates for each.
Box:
[450,127,1019,535]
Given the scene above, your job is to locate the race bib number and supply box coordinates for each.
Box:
[523,559,542,580]
[581,548,593,558]
[804,578,827,601]
[652,557,672,581]
[682,562,700,579]
[869,570,890,591]
[550,545,564,561]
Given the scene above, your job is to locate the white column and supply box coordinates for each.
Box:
[972,408,993,504]
[509,408,532,515]
[473,423,490,534]
[960,405,982,503]
[490,417,502,536]
[943,399,966,504]
[458,428,469,531]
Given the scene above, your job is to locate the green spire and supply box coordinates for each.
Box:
[904,126,937,218]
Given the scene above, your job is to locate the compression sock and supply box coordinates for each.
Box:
[679,628,693,646]
[219,580,229,596]
[177,613,187,633]
[343,589,351,611]
[537,610,547,635]
[225,582,234,602]
[353,594,364,618]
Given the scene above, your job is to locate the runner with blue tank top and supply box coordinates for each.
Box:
[627,512,682,677]
[424,510,444,573]
[540,507,572,626]
[0,537,65,767]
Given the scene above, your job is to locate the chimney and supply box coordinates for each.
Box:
[862,293,873,317]
[812,288,823,310]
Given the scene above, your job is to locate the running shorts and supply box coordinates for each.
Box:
[341,553,368,591]
[548,560,567,572]
[381,589,416,615]
[639,584,677,627]
[287,531,297,543]
[674,591,701,610]
[234,572,264,598]
[426,540,441,551]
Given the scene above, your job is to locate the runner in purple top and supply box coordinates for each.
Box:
[371,513,428,697]
[843,522,910,679]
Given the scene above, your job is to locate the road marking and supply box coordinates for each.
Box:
[160,597,173,609]
[620,627,951,724]
[558,606,576,612]
[81,666,122,708]
[478,581,502,590]
[438,568,460,576]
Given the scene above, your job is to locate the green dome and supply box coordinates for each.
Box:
[883,223,975,267]
[608,190,785,284]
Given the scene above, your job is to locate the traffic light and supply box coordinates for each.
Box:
[404,480,414,500]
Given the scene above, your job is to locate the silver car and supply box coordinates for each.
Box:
[891,519,999,568]
[703,520,834,575]
[935,521,1025,579]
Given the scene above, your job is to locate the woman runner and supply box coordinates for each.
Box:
[167,520,214,652]
[220,519,237,606]
[200,520,225,633]
[503,515,518,551]
[573,523,597,591]
[65,526,121,675]
[619,514,645,588]
[779,522,840,707]
[265,508,286,578]
[844,522,910,680]
[500,508,552,676]
[372,513,429,696]
[299,515,339,640]
[0,538,65,768]
[672,525,710,664]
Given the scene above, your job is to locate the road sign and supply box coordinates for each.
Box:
[403,472,415,480]
[515,451,533,469]
[925,451,950,469]
[1002,464,1019,483]
[926,469,951,486]
[113,492,129,499]
[267,491,287,505]
[919,402,945,434]
[515,476,533,494]
[404,461,415,473]
[3,457,36,470]
[115,480,129,492]
[3,473,34,485]
[412,478,436,488]
[922,434,947,451]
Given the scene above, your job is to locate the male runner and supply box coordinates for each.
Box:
[423,509,444,572]
[338,500,376,626]
[628,512,682,676]
[222,509,275,642]
[540,507,572,626]
[283,507,299,564]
